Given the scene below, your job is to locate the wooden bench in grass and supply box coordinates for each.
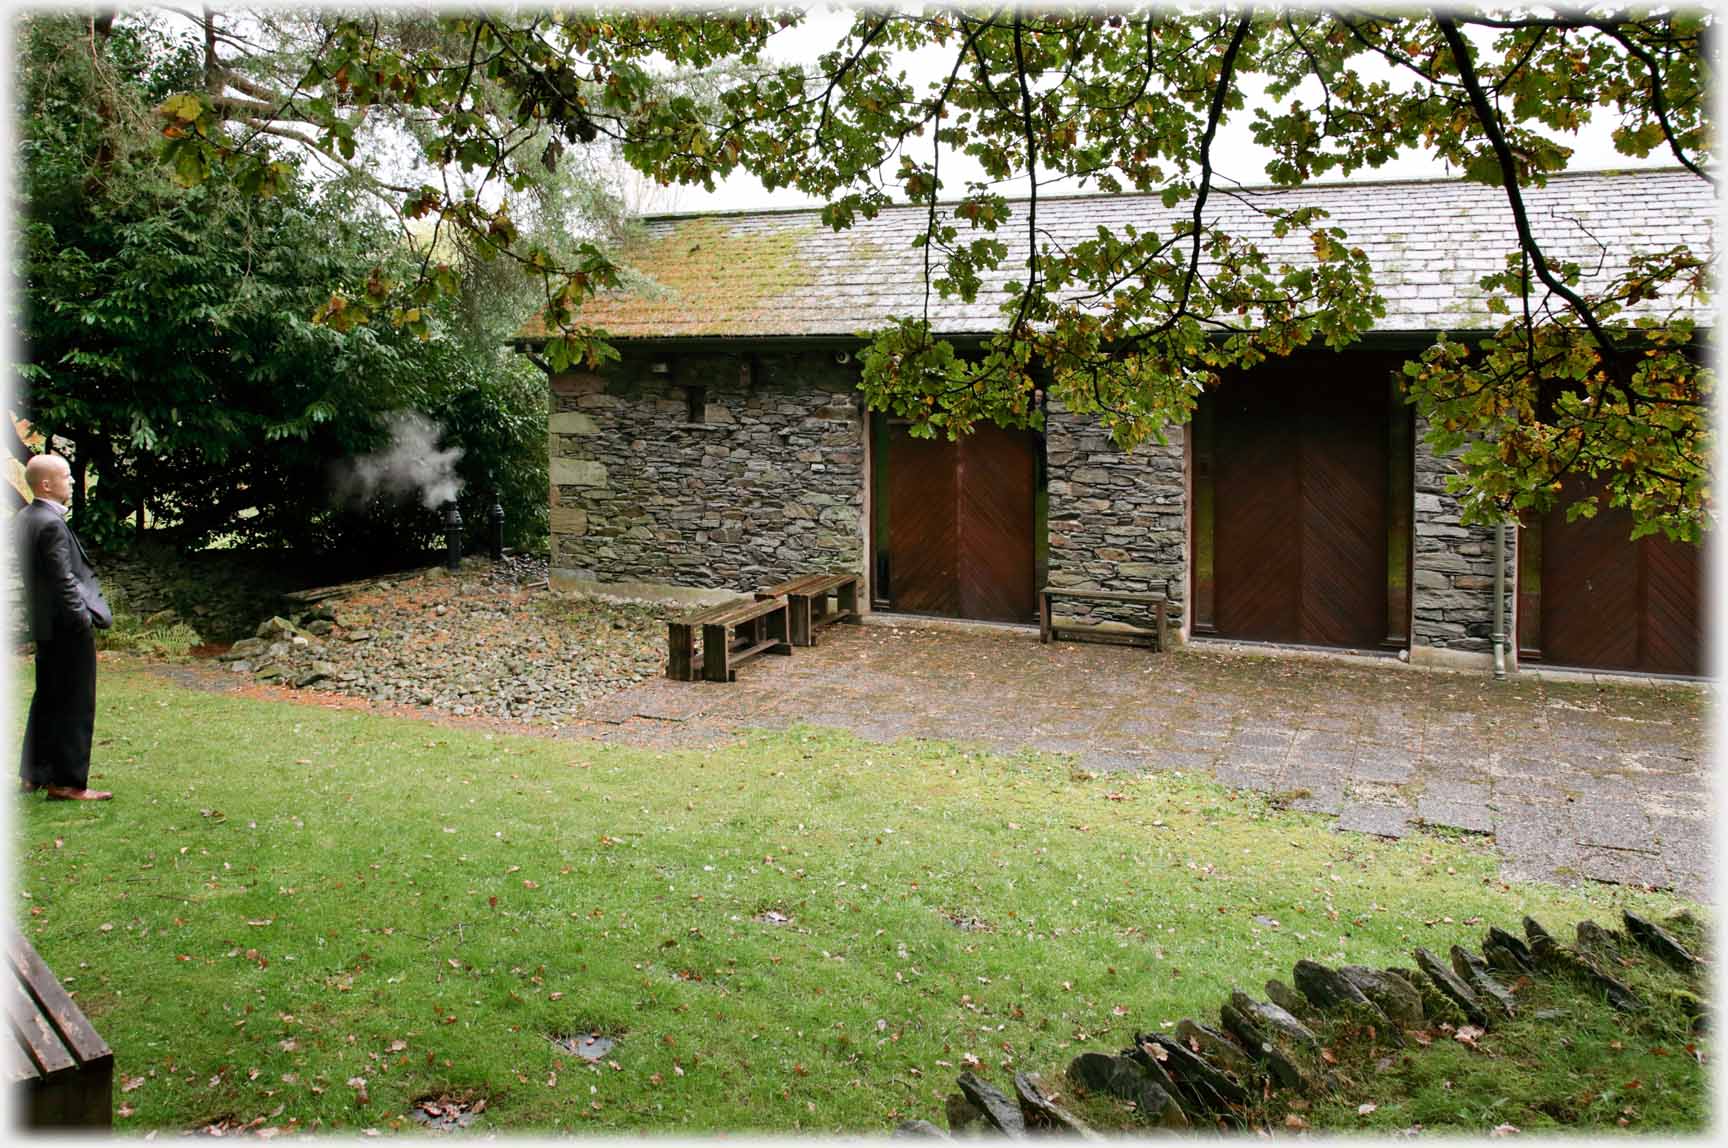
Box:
[754,573,862,646]
[7,929,113,1128]
[1039,587,1169,651]
[667,595,793,682]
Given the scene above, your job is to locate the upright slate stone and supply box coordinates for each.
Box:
[1012,1072,1101,1139]
[1385,965,1465,1026]
[1175,1019,1260,1080]
[1450,945,1518,1019]
[1524,917,1645,1013]
[1120,1040,1183,1097]
[956,1072,1027,1137]
[1338,966,1426,1028]
[1624,911,1704,976]
[1065,1053,1188,1129]
[1413,948,1490,1027]
[1265,979,1319,1023]
[1219,993,1326,1094]
[1137,1032,1251,1110]
[1575,919,1624,956]
[1483,926,1536,976]
[1293,959,1401,1046]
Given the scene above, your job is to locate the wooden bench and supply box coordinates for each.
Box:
[667,595,793,682]
[7,930,113,1128]
[1039,587,1169,651]
[754,573,862,646]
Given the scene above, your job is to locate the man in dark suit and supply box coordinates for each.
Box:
[17,452,113,800]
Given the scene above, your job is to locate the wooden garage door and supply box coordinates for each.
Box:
[877,419,1037,623]
[1198,362,1404,649]
[1518,477,1706,676]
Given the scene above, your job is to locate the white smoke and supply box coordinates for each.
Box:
[333,411,465,510]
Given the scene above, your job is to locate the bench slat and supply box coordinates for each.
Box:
[681,595,787,627]
[6,978,76,1076]
[5,1027,41,1084]
[8,930,112,1066]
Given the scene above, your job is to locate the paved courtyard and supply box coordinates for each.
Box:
[571,618,1713,900]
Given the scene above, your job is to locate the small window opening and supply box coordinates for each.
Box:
[686,384,708,425]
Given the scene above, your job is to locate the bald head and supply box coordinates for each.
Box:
[25,453,71,503]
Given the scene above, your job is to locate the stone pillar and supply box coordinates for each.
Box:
[1409,416,1515,669]
[1044,405,1188,632]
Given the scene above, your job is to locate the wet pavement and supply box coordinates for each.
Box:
[569,618,1713,901]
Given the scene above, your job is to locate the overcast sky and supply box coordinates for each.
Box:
[627,4,1672,217]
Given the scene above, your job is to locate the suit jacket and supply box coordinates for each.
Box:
[16,499,110,642]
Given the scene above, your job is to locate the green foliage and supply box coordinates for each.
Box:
[15,14,550,556]
[167,6,1712,541]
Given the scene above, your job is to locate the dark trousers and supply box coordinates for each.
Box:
[20,629,97,790]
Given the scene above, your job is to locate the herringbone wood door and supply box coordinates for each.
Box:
[1536,476,1704,675]
[881,421,1037,623]
[1212,368,1390,649]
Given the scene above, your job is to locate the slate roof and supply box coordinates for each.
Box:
[519,168,1714,342]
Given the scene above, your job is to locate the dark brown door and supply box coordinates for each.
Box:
[880,420,1037,623]
[1209,365,1392,649]
[1524,477,1705,676]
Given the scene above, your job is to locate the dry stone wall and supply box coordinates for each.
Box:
[548,349,867,596]
[1411,417,1515,659]
[1043,407,1188,632]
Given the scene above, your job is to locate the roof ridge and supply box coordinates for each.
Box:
[637,165,1703,224]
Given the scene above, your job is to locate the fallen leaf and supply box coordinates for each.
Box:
[1285,1114,1309,1129]
[122,1075,146,1092]
[118,1104,135,1118]
[1491,1124,1520,1137]
[388,1040,407,1053]
[1358,1102,1378,1116]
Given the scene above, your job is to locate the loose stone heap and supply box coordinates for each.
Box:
[215,557,670,723]
[899,910,1707,1138]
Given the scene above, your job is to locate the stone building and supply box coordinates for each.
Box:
[520,169,1712,677]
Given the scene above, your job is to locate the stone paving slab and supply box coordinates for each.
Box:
[566,621,1712,901]
[1337,803,1413,839]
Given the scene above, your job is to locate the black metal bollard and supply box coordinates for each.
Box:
[488,492,505,561]
[444,500,463,571]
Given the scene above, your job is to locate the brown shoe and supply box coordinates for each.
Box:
[43,787,112,801]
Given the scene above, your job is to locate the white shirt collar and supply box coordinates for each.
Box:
[34,497,67,517]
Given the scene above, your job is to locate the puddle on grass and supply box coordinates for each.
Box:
[408,1093,487,1133]
[549,1032,617,1061]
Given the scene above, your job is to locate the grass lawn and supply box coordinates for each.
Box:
[11,661,1710,1135]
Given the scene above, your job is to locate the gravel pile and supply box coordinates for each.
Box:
[215,556,673,723]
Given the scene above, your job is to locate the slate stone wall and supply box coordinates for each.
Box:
[1410,416,1515,657]
[1043,408,1188,631]
[547,349,867,596]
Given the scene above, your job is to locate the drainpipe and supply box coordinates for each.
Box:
[1491,520,1508,680]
